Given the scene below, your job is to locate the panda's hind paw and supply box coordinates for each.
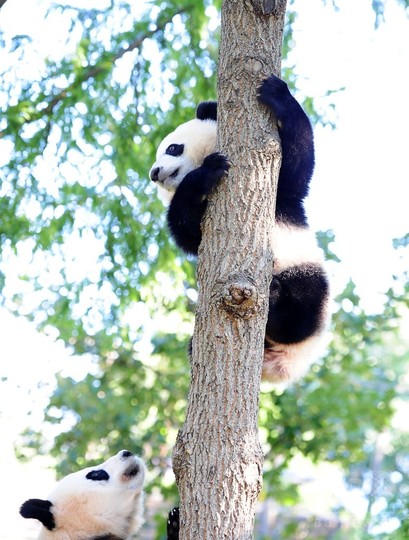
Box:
[167,507,180,540]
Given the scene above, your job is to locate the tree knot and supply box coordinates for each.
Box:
[218,274,258,319]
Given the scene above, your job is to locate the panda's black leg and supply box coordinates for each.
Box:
[167,152,229,255]
[258,75,314,208]
[167,507,180,540]
[265,263,329,345]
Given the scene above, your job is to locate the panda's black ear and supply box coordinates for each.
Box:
[196,101,217,121]
[20,498,56,531]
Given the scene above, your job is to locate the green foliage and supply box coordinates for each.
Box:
[1,0,211,352]
[19,332,190,499]
[350,420,409,539]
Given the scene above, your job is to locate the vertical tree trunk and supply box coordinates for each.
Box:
[173,1,287,538]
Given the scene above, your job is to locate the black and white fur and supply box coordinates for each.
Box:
[150,75,330,383]
[19,450,146,540]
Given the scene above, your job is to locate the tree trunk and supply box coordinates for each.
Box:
[173,1,287,538]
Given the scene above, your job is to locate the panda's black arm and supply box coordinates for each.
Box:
[167,152,229,255]
[258,75,314,226]
[167,185,206,255]
[265,263,329,345]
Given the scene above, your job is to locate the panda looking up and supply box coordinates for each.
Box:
[150,75,330,383]
[20,450,146,540]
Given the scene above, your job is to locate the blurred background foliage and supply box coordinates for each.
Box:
[1,0,409,538]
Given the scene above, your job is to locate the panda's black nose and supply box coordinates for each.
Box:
[150,167,160,181]
[121,450,134,459]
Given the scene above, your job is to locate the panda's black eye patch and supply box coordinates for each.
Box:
[86,469,110,481]
[166,144,184,157]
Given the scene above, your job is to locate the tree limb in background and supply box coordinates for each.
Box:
[0,6,192,138]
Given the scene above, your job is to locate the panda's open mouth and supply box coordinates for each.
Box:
[169,168,180,179]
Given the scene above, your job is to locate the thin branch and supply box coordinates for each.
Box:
[1,6,191,137]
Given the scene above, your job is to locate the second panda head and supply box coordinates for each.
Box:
[20,449,146,540]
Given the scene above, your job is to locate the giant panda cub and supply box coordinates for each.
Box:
[20,450,146,540]
[150,75,330,383]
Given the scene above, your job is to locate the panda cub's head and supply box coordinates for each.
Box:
[20,450,146,540]
[149,101,217,202]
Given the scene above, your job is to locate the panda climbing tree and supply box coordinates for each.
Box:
[152,0,330,538]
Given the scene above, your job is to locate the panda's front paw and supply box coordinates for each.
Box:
[167,507,180,540]
[258,75,291,117]
[200,152,230,193]
[202,152,230,175]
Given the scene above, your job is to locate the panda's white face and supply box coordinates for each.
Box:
[150,117,217,202]
[20,450,146,540]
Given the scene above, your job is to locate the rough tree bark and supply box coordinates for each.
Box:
[173,1,287,538]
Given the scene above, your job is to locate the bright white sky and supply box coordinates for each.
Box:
[294,1,409,309]
[0,0,409,538]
